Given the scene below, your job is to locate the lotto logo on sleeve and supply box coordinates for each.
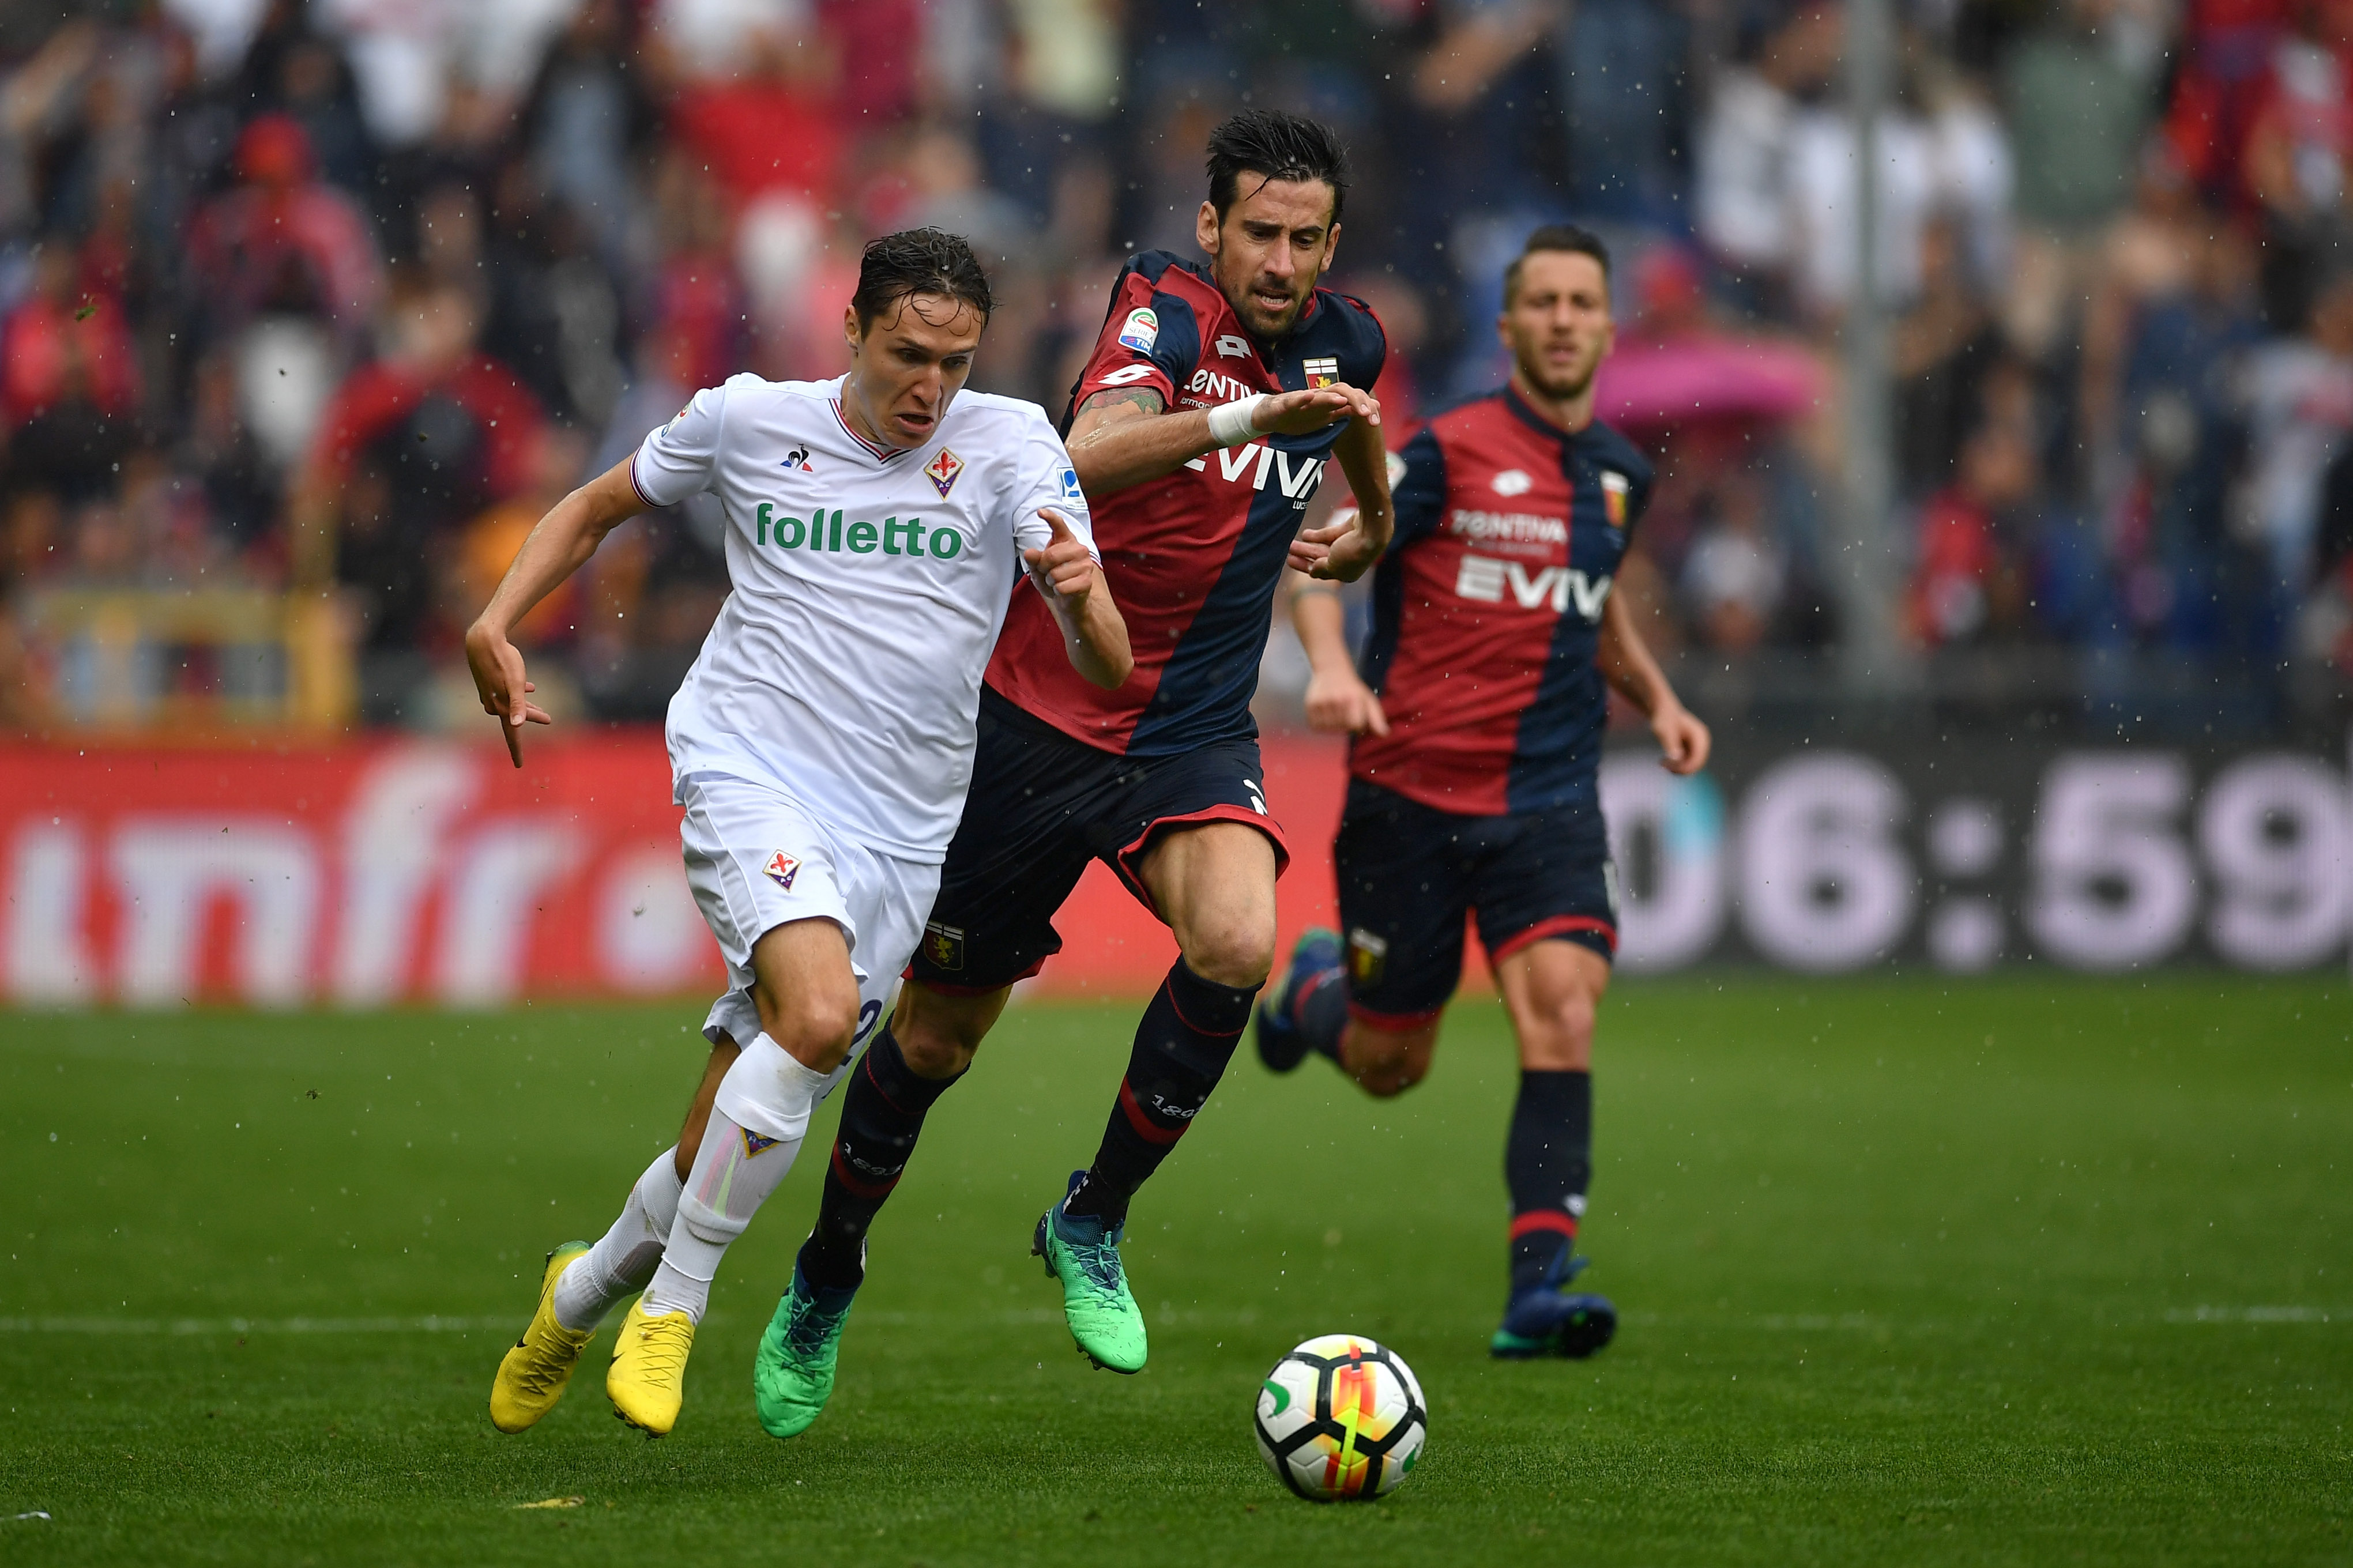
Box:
[763,851,800,890]
[1118,307,1159,353]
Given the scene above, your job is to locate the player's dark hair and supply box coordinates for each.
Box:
[851,228,994,333]
[1504,224,1612,305]
[1205,110,1349,226]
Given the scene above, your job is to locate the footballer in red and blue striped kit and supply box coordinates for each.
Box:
[1260,224,1712,1362]
[779,111,1399,1385]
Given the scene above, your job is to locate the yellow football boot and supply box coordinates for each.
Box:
[607,1296,696,1436]
[489,1242,594,1433]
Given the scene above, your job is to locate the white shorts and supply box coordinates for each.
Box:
[679,772,939,1069]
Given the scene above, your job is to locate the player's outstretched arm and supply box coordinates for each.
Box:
[1285,567,1388,735]
[464,457,647,767]
[1066,382,1381,499]
[1596,585,1710,775]
[1287,413,1395,582]
[1025,508,1133,690]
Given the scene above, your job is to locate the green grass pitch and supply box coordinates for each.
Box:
[2,977,2348,1566]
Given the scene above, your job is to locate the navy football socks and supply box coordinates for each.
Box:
[1066,959,1259,1223]
[1505,1068,1592,1290]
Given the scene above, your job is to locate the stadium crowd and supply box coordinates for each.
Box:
[1,0,2351,729]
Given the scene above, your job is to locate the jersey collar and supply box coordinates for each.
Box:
[1501,382,1591,446]
[831,394,916,464]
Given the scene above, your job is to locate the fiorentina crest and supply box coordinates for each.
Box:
[763,850,799,889]
[924,447,963,498]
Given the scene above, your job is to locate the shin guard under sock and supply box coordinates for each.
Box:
[1066,959,1260,1223]
[799,1027,965,1291]
[1506,1068,1592,1290]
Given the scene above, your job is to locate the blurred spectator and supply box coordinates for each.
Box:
[1682,474,1787,651]
[184,114,384,345]
[2242,261,2353,586]
[1696,3,1842,315]
[2001,0,2166,356]
[1908,421,2039,646]
[2241,0,2353,326]
[291,280,545,625]
[2,239,140,429]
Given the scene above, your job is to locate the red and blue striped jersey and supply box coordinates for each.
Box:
[1350,387,1654,816]
[984,250,1387,757]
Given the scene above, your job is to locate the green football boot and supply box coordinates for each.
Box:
[1032,1170,1147,1374]
[752,1264,858,1439]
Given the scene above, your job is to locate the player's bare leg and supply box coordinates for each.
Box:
[1335,1019,1439,1098]
[1489,938,1614,1359]
[609,918,858,1435]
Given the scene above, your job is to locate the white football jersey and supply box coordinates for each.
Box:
[633,372,1095,864]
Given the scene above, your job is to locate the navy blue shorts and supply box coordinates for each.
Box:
[1333,778,1617,1028]
[907,687,1289,993]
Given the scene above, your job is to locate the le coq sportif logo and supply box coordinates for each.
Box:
[754,503,967,560]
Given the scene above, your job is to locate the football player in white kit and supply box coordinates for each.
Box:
[466,230,1130,1439]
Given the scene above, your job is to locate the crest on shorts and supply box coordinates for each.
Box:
[925,447,963,498]
[741,1128,781,1156]
[1303,356,1339,389]
[1601,470,1630,528]
[1347,927,1388,989]
[763,851,800,890]
[923,921,965,973]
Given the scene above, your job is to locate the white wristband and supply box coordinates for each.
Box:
[1206,394,1267,448]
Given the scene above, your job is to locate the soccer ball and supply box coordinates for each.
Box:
[1252,1334,1427,1502]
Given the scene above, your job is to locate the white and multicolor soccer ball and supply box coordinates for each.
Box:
[1253,1334,1428,1502]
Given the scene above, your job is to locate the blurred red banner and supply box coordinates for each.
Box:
[0,730,1354,1008]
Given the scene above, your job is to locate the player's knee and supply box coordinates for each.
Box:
[758,985,860,1066]
[897,1023,977,1079]
[1521,987,1597,1068]
[1181,915,1276,990]
[894,985,997,1077]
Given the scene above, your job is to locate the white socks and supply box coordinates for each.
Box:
[641,1035,830,1324]
[552,1148,684,1331]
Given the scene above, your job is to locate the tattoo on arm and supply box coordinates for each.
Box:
[1078,387,1166,418]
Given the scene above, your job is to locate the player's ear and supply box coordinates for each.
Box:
[1196,199,1221,255]
[842,306,862,357]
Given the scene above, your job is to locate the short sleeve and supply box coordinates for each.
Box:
[631,380,728,507]
[1070,270,1200,416]
[1339,296,1389,394]
[1388,426,1447,549]
[1008,413,1100,561]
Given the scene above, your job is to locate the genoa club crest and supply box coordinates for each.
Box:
[925,447,964,498]
[1303,356,1339,389]
[763,851,800,889]
[1601,470,1630,528]
[923,921,966,972]
[1346,928,1387,988]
